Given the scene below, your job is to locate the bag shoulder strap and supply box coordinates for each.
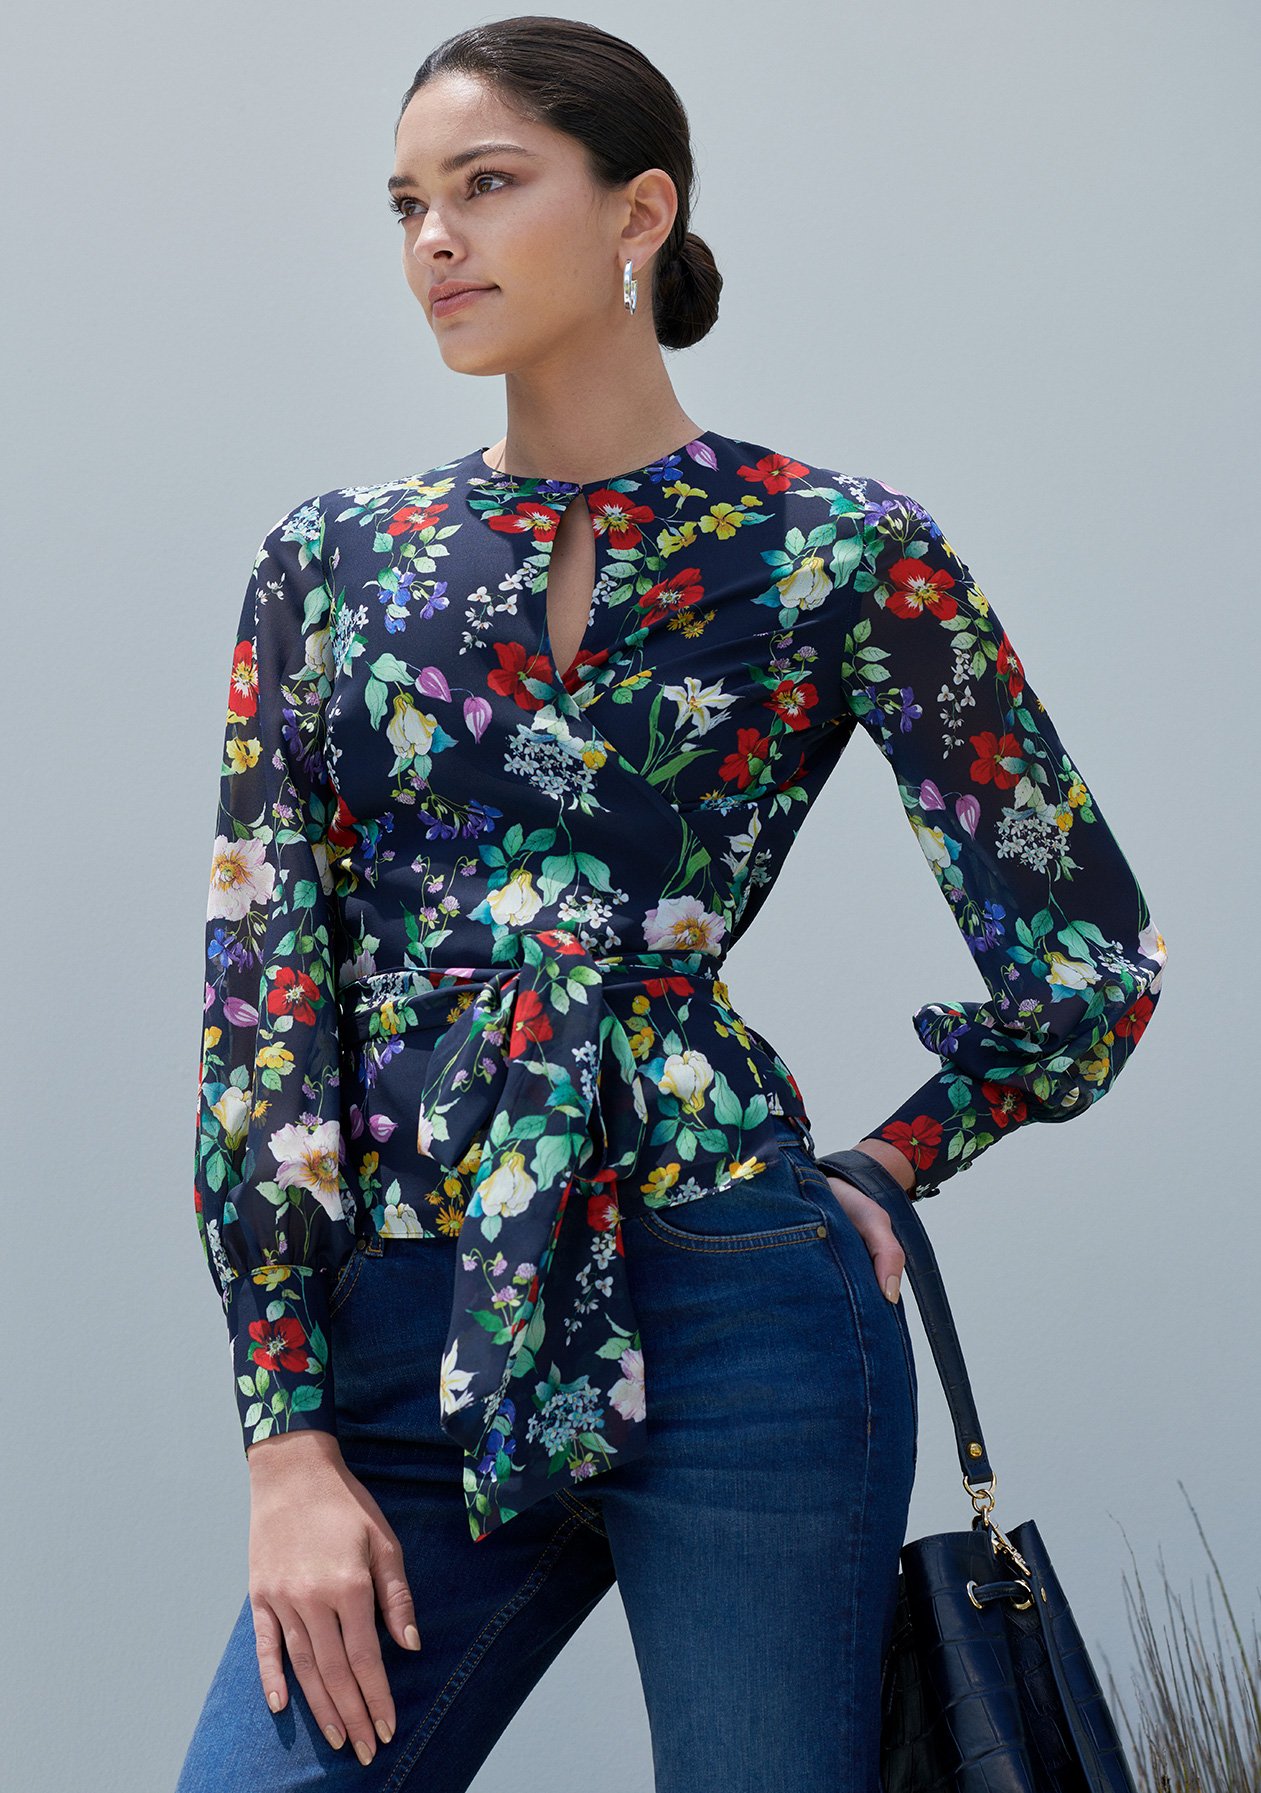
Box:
[814,1149,995,1485]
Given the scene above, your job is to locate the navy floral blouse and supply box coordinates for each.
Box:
[194,427,1166,1541]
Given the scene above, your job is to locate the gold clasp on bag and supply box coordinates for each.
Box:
[962,1469,1034,1580]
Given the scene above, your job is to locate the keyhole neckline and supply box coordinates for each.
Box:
[474,426,721,493]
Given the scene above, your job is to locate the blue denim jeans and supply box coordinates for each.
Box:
[175,1126,918,1793]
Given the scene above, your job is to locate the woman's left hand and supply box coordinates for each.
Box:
[819,1166,907,1305]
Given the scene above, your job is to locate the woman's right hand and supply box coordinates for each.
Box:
[246,1431,422,1765]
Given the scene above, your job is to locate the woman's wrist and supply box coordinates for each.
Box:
[852,1137,917,1196]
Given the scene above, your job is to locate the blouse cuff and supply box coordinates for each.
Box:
[225,1264,339,1455]
[862,1065,1041,1199]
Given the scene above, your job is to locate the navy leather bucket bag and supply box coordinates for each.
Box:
[817,1149,1140,1793]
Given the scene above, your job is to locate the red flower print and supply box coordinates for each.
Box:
[536,929,587,957]
[637,567,705,628]
[328,792,359,856]
[229,638,258,719]
[643,975,695,998]
[719,727,770,790]
[488,639,553,712]
[585,489,655,551]
[559,645,611,692]
[735,453,810,495]
[996,633,1025,703]
[981,1080,1029,1129]
[968,730,1025,790]
[508,988,553,1058]
[882,1117,943,1177]
[385,500,448,537]
[267,965,321,1027]
[1114,991,1156,1044]
[486,500,567,544]
[884,555,959,622]
[586,1170,624,1237]
[246,1313,311,1375]
[768,678,818,730]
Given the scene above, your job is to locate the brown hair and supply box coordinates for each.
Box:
[396,15,722,351]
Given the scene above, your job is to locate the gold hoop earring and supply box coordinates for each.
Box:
[623,258,637,314]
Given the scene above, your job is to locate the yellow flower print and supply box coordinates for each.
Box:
[641,1162,681,1197]
[256,1042,295,1071]
[250,1263,293,1293]
[659,519,701,558]
[727,1155,768,1182]
[401,473,457,501]
[225,736,262,775]
[457,1140,484,1178]
[698,502,749,540]
[434,1199,467,1237]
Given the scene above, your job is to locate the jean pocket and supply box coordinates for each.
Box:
[803,1152,921,1452]
[635,1147,830,1253]
[328,1231,386,1316]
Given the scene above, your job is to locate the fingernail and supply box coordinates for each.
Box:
[324,1724,345,1749]
[404,1624,422,1650]
[267,1689,281,1713]
[376,1718,394,1744]
[355,1739,374,1766]
[885,1275,900,1303]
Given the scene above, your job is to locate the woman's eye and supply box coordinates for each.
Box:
[387,167,510,222]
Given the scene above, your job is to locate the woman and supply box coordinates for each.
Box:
[177,16,1166,1792]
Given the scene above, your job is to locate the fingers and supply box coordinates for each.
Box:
[823,1176,906,1302]
[251,1599,288,1715]
[875,1229,907,1305]
[300,1584,384,1764]
[371,1529,423,1657]
[255,1585,383,1767]
[336,1571,399,1750]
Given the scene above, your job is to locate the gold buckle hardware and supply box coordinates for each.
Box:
[961,1469,1033,1578]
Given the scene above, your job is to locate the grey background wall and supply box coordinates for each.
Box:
[3,2,1256,1787]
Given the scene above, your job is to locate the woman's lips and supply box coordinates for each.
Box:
[432,286,495,318]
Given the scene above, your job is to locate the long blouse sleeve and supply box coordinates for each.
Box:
[193,494,355,1451]
[837,478,1167,1199]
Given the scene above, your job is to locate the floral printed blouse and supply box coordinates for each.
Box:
[194,426,1166,1541]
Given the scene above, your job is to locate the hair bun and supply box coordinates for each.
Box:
[655,230,722,352]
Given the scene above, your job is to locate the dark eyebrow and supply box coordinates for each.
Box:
[388,142,539,193]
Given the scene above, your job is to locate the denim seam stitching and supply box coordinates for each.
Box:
[786,1146,874,1742]
[797,1156,919,1438]
[327,1250,364,1315]
[384,1509,589,1790]
[633,1209,826,1254]
[555,1487,608,1536]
